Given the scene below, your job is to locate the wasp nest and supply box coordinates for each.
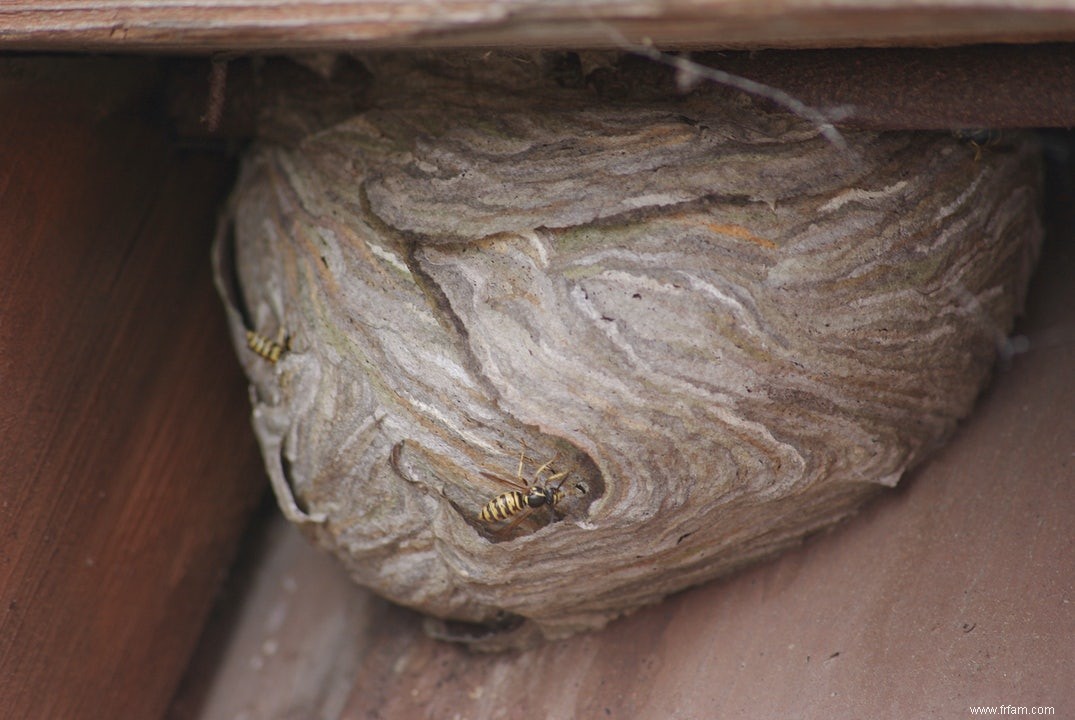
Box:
[216,52,1042,649]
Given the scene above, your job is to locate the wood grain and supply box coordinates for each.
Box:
[163,47,1075,142]
[4,1,1075,52]
[0,58,266,720]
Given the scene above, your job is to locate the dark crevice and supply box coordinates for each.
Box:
[359,188,607,538]
[210,211,254,329]
[279,448,313,515]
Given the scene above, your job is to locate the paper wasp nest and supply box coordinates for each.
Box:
[216,52,1042,649]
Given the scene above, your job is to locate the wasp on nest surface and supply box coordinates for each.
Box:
[477,451,587,536]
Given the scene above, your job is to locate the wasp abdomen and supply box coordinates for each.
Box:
[246,329,287,363]
[478,491,528,522]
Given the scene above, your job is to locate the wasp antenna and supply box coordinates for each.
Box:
[533,454,562,483]
[549,470,571,491]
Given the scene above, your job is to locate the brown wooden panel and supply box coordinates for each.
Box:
[0,58,266,720]
[4,1,1075,52]
[165,47,1075,156]
[691,44,1075,130]
[165,510,373,720]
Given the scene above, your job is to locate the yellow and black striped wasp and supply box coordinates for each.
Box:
[478,451,585,534]
[246,327,289,364]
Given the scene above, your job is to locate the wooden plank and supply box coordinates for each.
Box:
[172,135,1075,719]
[0,58,266,720]
[688,44,1075,130]
[3,1,1075,52]
[165,510,373,720]
[163,45,1075,159]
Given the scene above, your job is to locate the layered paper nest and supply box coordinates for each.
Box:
[215,52,1042,649]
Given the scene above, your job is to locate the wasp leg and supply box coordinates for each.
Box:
[276,326,295,352]
[531,455,563,486]
[494,506,535,537]
[547,469,571,491]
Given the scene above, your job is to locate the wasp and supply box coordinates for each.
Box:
[246,327,288,363]
[952,128,1004,162]
[478,452,584,533]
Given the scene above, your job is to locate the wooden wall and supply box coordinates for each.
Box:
[4,1,1075,51]
[0,58,266,720]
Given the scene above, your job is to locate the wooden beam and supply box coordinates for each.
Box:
[0,57,266,720]
[163,45,1075,138]
[3,1,1075,53]
[695,44,1075,129]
